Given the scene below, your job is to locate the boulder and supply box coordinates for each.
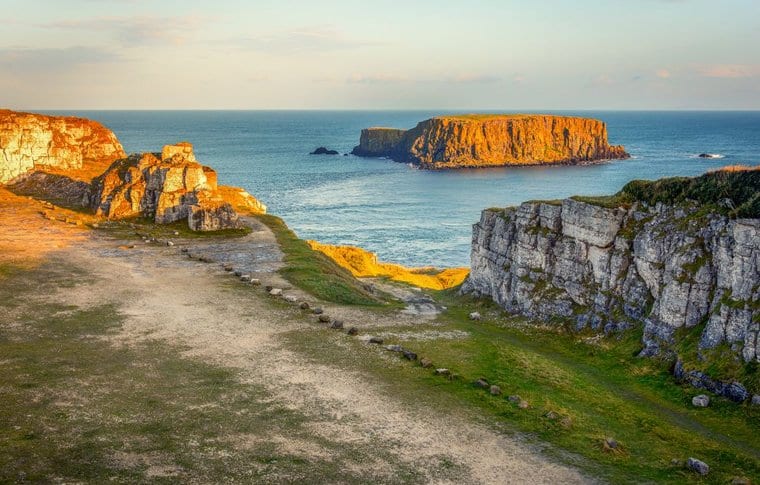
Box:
[468,312,482,321]
[687,457,709,476]
[692,394,710,408]
[489,385,502,396]
[368,337,384,344]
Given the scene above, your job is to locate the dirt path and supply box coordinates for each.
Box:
[3,204,593,483]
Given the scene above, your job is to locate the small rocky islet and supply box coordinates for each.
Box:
[350,114,630,169]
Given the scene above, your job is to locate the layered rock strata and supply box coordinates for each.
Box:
[0,109,125,183]
[462,170,759,400]
[90,142,265,231]
[352,115,628,169]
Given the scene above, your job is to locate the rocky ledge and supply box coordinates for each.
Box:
[351,115,628,169]
[461,167,760,401]
[0,109,125,184]
[90,142,266,231]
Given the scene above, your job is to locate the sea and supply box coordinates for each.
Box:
[43,110,760,268]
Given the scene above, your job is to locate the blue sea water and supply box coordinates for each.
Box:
[44,110,760,267]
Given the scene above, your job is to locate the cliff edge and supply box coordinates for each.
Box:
[0,109,125,183]
[461,167,760,401]
[352,114,628,169]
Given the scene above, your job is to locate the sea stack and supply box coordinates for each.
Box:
[0,109,125,184]
[351,114,629,169]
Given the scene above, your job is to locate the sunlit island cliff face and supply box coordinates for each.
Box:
[352,114,629,169]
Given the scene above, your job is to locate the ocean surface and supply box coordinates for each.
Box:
[45,110,760,267]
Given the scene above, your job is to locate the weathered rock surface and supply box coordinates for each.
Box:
[462,170,760,400]
[352,115,628,169]
[90,142,265,231]
[0,109,125,184]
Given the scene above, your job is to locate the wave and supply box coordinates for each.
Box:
[692,153,725,159]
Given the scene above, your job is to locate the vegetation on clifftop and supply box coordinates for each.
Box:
[573,166,760,217]
[255,214,386,306]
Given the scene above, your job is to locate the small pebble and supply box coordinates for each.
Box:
[312,307,324,315]
[369,337,384,344]
[299,302,310,310]
[250,279,261,286]
[489,385,502,396]
[269,288,283,296]
[384,344,403,352]
[420,358,433,368]
[434,368,450,376]
[318,314,331,323]
[284,295,298,303]
[347,327,358,336]
[330,320,344,329]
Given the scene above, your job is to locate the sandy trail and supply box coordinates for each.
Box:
[4,203,593,483]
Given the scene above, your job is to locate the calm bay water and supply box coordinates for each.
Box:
[45,110,760,267]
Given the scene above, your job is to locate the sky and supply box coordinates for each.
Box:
[1,0,759,110]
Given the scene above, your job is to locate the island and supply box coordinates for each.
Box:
[351,114,629,169]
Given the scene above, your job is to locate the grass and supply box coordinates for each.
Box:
[284,290,760,484]
[254,214,388,306]
[565,168,760,217]
[0,262,427,483]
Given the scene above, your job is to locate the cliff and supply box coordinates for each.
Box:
[461,167,760,401]
[352,114,628,169]
[307,240,468,290]
[90,142,266,231]
[0,109,125,183]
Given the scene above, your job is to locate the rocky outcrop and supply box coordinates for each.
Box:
[461,169,760,400]
[351,128,407,157]
[307,240,468,290]
[90,142,265,231]
[0,109,125,184]
[352,115,628,169]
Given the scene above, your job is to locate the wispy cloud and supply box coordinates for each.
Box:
[40,15,207,46]
[447,73,501,84]
[697,64,760,78]
[345,72,503,85]
[0,46,120,71]
[346,73,407,84]
[236,26,378,54]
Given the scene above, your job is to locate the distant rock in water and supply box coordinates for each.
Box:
[90,142,266,231]
[351,114,629,169]
[461,167,760,401]
[310,147,339,155]
[0,109,125,184]
[698,153,724,159]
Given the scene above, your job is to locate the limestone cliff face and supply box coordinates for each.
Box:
[90,142,265,231]
[0,109,125,183]
[461,170,760,401]
[350,128,407,157]
[352,115,628,169]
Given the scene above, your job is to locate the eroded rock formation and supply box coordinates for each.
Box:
[352,115,628,169]
[462,168,759,400]
[0,109,125,183]
[90,142,265,231]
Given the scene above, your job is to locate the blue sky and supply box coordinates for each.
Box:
[1,0,759,109]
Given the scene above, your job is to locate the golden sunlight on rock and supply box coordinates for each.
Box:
[307,240,468,290]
